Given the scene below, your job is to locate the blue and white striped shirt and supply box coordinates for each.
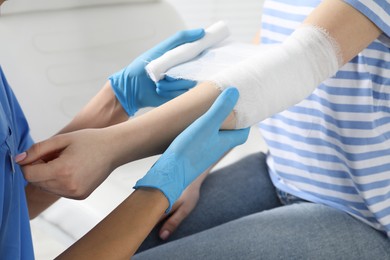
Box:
[259,0,390,236]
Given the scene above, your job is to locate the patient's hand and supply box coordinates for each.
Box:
[158,175,203,240]
[16,128,117,199]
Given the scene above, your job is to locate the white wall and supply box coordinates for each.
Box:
[166,0,265,42]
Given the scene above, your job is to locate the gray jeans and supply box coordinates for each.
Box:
[134,153,390,259]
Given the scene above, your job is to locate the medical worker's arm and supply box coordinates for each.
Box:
[19,0,381,198]
[56,88,248,259]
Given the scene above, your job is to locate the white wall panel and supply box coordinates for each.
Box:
[166,0,265,42]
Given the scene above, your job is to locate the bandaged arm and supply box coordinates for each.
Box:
[211,0,381,128]
[212,25,341,128]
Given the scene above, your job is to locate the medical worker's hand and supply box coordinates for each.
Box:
[109,29,205,116]
[134,87,250,212]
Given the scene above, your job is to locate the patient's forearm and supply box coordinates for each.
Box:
[57,188,168,259]
[106,82,233,168]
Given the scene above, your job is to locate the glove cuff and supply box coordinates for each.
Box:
[133,153,185,213]
[109,71,137,116]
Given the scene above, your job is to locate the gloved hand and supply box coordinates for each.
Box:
[134,87,250,212]
[109,29,205,116]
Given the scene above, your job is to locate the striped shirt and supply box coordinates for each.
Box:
[259,0,390,236]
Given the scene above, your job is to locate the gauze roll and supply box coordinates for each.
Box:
[211,25,342,128]
[146,21,230,82]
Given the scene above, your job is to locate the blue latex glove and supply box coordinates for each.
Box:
[134,88,250,212]
[109,29,205,116]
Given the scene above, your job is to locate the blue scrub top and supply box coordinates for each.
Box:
[0,66,34,259]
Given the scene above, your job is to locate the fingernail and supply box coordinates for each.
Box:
[15,152,27,163]
[160,230,170,240]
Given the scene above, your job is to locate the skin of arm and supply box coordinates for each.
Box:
[304,0,381,64]
[56,188,169,260]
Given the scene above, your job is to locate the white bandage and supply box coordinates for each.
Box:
[146,21,230,82]
[212,25,343,128]
[165,42,270,82]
